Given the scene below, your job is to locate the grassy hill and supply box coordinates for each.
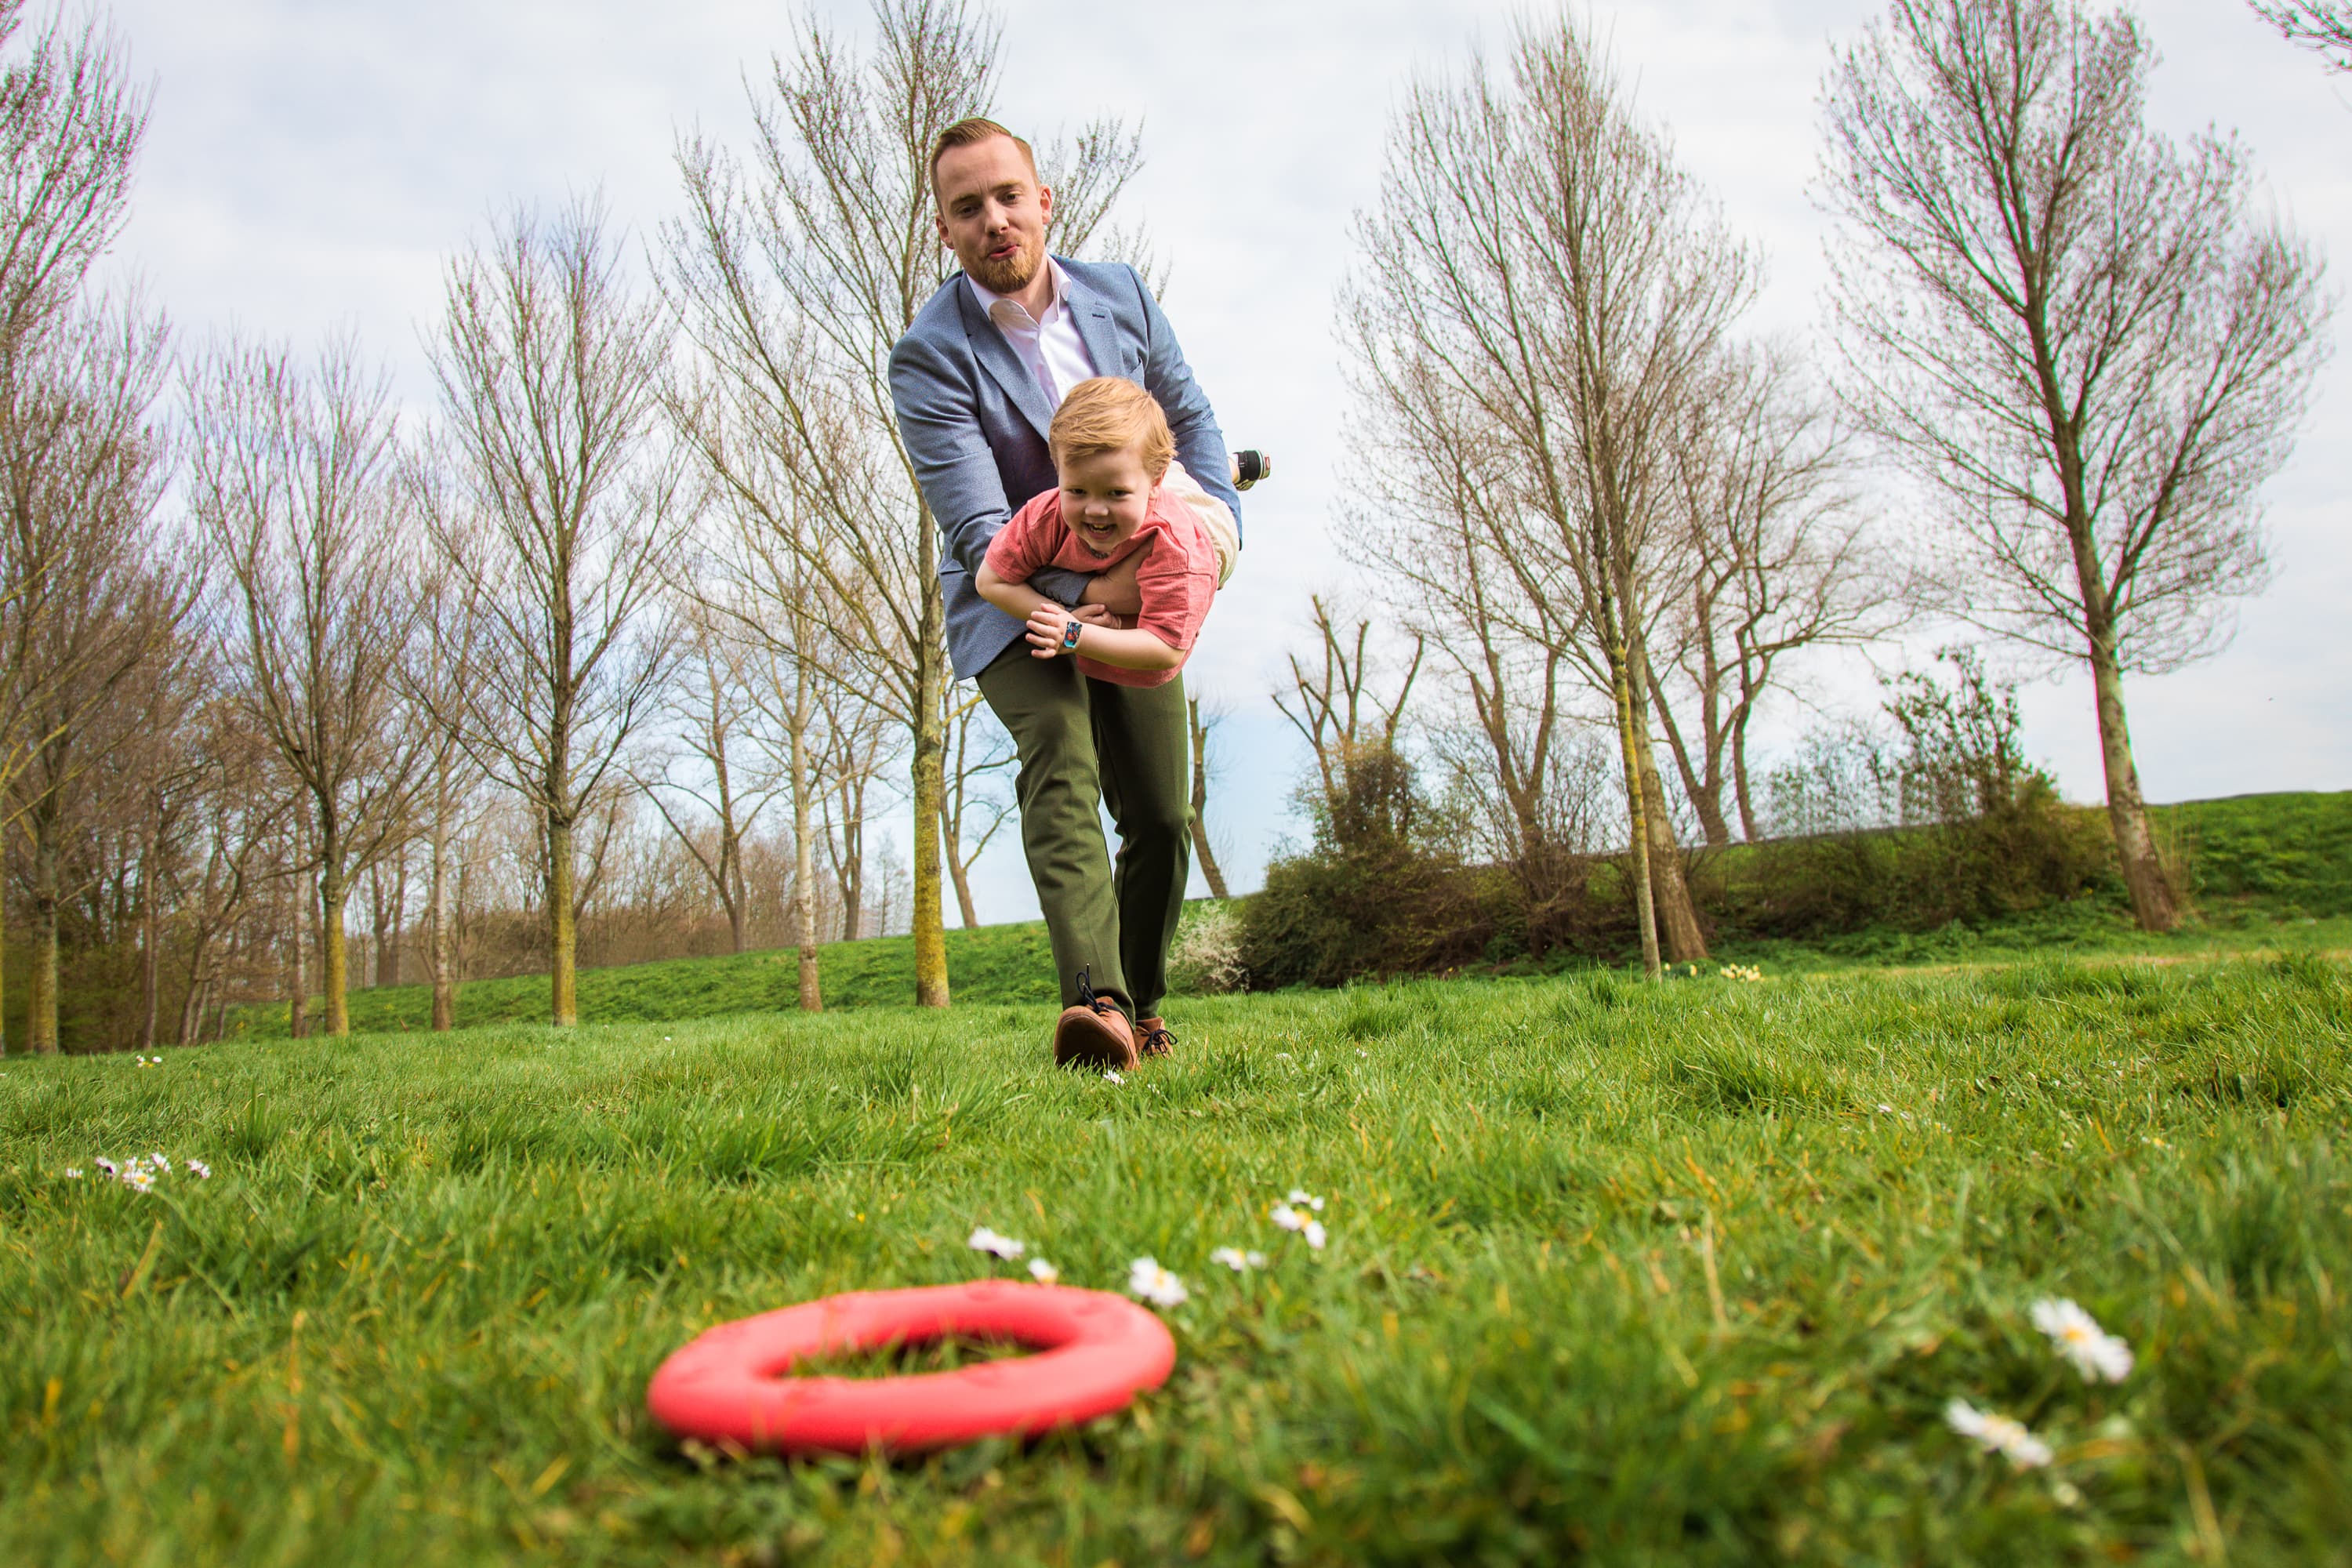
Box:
[225,789,2352,1038]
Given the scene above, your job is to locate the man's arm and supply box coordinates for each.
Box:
[1129,270,1246,545]
[888,328,1093,605]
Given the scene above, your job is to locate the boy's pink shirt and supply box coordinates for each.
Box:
[982,482,1219,688]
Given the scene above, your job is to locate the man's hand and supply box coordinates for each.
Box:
[1025,602,1078,659]
[1076,554,1143,618]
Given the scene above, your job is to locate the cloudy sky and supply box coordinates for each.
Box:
[99,0,2350,925]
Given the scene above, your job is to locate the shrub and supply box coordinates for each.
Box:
[1240,742,1491,989]
[1166,899,1247,996]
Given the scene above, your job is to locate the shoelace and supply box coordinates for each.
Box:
[1074,966,1116,1018]
[1140,1024,1178,1055]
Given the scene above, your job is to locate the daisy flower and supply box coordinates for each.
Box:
[64,1167,83,1179]
[150,1152,172,1174]
[187,1160,212,1180]
[1945,1399,2053,1469]
[122,1169,154,1194]
[1285,1189,1327,1212]
[2031,1298,2133,1384]
[1127,1256,1188,1308]
[967,1225,1026,1260]
[1302,1220,1328,1250]
[1027,1258,1058,1283]
[1103,1069,1125,1085]
[1270,1203,1305,1232]
[1210,1247,1268,1272]
[95,1156,119,1178]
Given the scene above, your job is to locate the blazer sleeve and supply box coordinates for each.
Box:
[890,325,1094,604]
[1129,268,1246,546]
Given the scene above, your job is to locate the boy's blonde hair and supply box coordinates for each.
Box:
[1050,377,1174,481]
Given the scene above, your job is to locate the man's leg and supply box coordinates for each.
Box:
[1089,671,1192,1022]
[975,648,1134,1019]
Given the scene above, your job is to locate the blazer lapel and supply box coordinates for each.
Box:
[1062,265,1122,387]
[957,278,1055,442]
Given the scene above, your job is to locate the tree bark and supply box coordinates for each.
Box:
[791,706,822,1013]
[946,827,981,929]
[548,812,579,1026]
[27,800,60,1054]
[1606,620,1663,979]
[2088,633,2180,932]
[1188,697,1230,898]
[909,590,950,1007]
[319,858,351,1037]
[427,795,455,1031]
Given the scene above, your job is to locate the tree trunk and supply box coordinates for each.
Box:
[288,872,309,1040]
[428,800,455,1032]
[2086,633,2181,932]
[792,712,822,1013]
[28,798,61,1054]
[1730,702,1760,844]
[1647,668,1731,848]
[1639,739,1710,962]
[1189,698,1230,898]
[1606,631,1663,980]
[946,825,981,929]
[140,858,159,1051]
[548,812,579,1025]
[910,586,950,1008]
[319,855,351,1037]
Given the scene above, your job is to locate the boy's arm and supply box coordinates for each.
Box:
[975,559,1060,626]
[1018,601,1185,670]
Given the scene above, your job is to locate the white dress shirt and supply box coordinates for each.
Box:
[968,257,1097,408]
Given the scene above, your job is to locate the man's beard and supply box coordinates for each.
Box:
[967,233,1043,294]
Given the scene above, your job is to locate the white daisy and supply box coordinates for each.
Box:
[1026,1258,1058,1283]
[1945,1398,2053,1469]
[151,1152,172,1173]
[2031,1298,2133,1384]
[1210,1247,1268,1272]
[1127,1256,1189,1308]
[95,1156,118,1177]
[1302,1221,1328,1250]
[64,1167,83,1179]
[1103,1069,1125,1085]
[1286,1189,1327,1212]
[967,1225,1026,1260]
[122,1169,154,1193]
[187,1160,212,1179]
[1269,1203,1305,1232]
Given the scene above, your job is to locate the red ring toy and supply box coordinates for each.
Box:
[645,1281,1176,1455]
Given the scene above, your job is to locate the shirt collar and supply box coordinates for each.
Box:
[967,255,1069,327]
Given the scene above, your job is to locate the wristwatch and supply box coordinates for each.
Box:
[1060,616,1083,653]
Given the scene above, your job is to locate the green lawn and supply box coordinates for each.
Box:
[5,952,2350,1564]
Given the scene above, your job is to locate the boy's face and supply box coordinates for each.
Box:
[1058,446,1156,558]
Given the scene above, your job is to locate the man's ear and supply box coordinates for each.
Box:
[933,206,951,250]
[1037,183,1054,231]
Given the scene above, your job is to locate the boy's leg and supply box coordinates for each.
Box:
[1089,670,1192,1022]
[976,647,1134,1019]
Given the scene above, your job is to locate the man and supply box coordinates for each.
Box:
[890,117,1242,1071]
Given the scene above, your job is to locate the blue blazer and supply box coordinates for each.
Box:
[890,257,1243,681]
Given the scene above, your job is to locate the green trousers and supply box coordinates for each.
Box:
[976,648,1192,1024]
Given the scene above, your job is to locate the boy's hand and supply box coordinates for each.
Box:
[1025,603,1078,659]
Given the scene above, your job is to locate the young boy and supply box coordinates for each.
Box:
[975,376,1237,686]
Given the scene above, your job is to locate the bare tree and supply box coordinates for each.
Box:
[1186,695,1229,899]
[663,0,1143,1007]
[1651,341,1889,845]
[938,686,1014,927]
[633,604,778,954]
[2253,1,2352,67]
[1341,15,1748,975]
[1271,594,1423,804]
[184,336,429,1036]
[432,197,688,1025]
[1820,0,2333,932]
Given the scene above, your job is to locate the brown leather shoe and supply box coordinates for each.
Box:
[1136,1017,1178,1058]
[1054,969,1138,1070]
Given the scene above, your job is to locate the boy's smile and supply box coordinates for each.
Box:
[1058,447,1156,558]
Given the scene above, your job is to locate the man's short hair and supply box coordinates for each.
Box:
[929,118,1039,200]
[1051,378,1174,482]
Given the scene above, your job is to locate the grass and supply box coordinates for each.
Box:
[5,952,2350,1564]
